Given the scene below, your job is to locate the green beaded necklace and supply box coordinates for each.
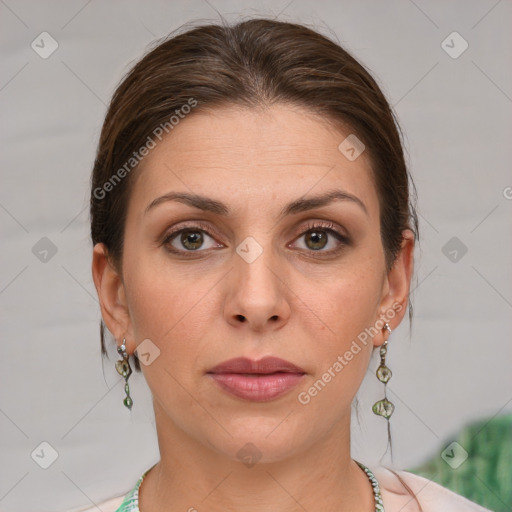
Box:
[356,460,385,511]
[122,460,385,512]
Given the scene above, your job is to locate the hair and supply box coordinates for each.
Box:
[90,17,421,508]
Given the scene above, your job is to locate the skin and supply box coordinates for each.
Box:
[92,103,414,512]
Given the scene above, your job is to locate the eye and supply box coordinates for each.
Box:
[161,220,349,257]
[292,221,349,254]
[162,222,223,255]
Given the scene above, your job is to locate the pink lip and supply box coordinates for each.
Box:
[207,357,306,402]
[208,356,306,374]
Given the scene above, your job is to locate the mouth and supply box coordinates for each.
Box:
[207,356,306,402]
[207,356,306,375]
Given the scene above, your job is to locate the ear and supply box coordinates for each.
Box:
[374,229,415,347]
[91,243,135,353]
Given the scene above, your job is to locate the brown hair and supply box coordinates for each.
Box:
[91,18,418,369]
[90,17,421,509]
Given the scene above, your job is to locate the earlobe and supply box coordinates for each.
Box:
[376,230,415,345]
[91,243,133,349]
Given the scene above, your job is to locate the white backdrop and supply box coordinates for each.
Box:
[0,1,511,511]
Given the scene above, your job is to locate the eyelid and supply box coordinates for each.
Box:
[162,220,225,245]
[288,220,350,253]
[295,220,348,240]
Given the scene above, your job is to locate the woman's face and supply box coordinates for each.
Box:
[94,103,412,463]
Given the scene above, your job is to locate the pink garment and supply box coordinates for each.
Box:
[69,466,492,512]
[373,467,492,511]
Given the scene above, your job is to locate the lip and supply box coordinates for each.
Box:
[208,356,306,374]
[207,357,306,402]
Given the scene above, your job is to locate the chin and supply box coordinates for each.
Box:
[203,420,308,465]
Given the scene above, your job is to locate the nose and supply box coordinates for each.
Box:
[223,239,291,332]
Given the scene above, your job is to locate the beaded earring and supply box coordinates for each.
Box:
[116,338,133,410]
[372,323,394,419]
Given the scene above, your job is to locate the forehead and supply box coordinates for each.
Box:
[129,104,379,220]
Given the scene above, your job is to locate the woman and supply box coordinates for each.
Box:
[82,18,490,512]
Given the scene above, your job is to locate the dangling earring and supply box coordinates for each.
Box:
[116,338,133,410]
[372,323,394,419]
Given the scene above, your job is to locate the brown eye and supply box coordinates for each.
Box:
[162,222,223,256]
[179,230,204,250]
[304,230,328,250]
[292,221,349,255]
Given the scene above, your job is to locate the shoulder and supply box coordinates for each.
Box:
[372,466,492,512]
[65,495,125,512]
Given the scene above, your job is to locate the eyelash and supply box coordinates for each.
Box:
[161,221,349,258]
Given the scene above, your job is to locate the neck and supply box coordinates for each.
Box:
[139,399,375,512]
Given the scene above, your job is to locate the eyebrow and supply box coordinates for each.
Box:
[144,189,368,218]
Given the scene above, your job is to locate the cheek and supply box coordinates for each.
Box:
[304,258,383,343]
[123,238,208,335]
[125,263,211,409]
[294,262,382,401]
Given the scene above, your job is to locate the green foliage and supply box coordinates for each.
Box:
[407,413,512,511]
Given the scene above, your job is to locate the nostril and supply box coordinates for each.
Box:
[236,314,246,322]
